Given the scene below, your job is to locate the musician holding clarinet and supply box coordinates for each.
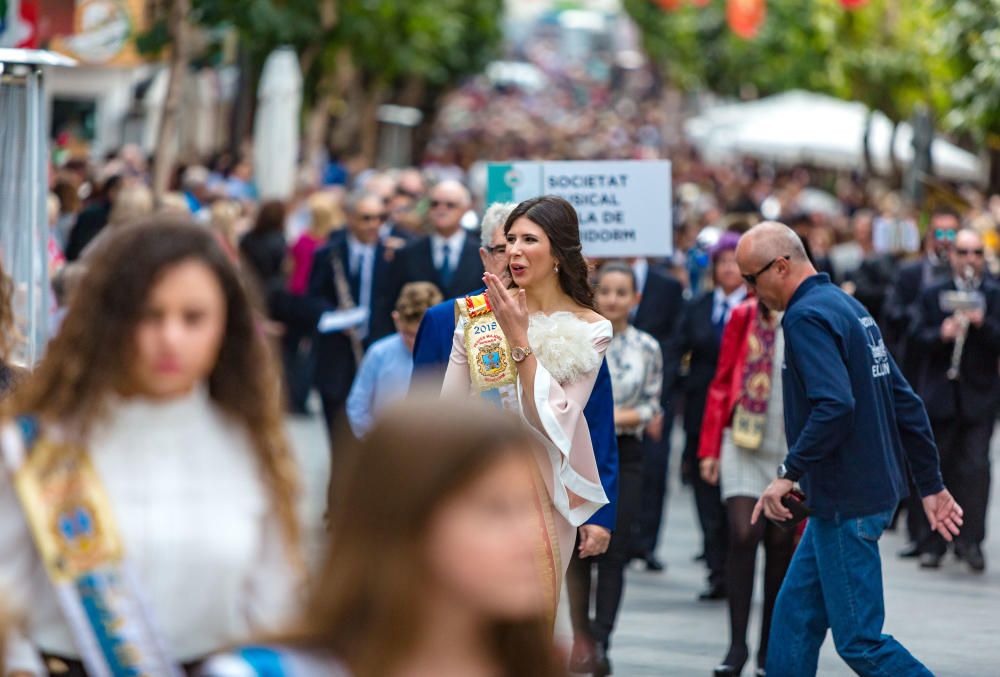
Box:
[910,228,1000,572]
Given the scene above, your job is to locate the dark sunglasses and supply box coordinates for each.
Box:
[395,187,420,200]
[430,200,460,210]
[358,212,388,222]
[934,228,957,241]
[742,256,789,286]
[955,248,985,257]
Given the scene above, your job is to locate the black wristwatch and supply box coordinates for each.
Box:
[777,463,792,480]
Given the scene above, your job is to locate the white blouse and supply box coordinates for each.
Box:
[605,325,663,437]
[0,385,300,674]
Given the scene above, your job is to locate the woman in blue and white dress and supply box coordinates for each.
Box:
[442,196,616,615]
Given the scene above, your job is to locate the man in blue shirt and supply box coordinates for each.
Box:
[737,222,962,676]
[346,282,443,437]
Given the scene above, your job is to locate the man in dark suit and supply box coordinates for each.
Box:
[391,180,484,301]
[629,258,684,572]
[309,192,397,439]
[882,207,960,378]
[909,229,1000,572]
[675,233,747,599]
[881,207,959,556]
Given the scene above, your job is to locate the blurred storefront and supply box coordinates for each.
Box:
[24,0,230,161]
[35,0,156,158]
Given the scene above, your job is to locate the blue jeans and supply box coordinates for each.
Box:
[766,510,933,676]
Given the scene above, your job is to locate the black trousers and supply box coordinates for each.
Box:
[918,417,993,552]
[567,435,643,646]
[682,428,727,586]
[631,416,673,558]
[281,328,317,413]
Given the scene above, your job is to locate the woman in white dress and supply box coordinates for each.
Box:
[442,195,613,619]
[0,219,302,676]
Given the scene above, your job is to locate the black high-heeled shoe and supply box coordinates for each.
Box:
[593,641,612,677]
[713,646,748,677]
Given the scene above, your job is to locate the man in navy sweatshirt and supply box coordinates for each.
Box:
[737,222,963,677]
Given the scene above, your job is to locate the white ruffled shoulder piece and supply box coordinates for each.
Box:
[527,311,605,384]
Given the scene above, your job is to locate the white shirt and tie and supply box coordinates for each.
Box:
[431,230,466,284]
[347,235,376,339]
[712,286,748,339]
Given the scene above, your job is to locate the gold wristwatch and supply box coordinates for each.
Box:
[511,345,533,363]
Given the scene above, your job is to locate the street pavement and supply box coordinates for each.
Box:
[288,415,1000,676]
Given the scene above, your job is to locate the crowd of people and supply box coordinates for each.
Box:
[1,50,997,675]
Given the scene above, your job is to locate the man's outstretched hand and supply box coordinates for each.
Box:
[922,489,963,541]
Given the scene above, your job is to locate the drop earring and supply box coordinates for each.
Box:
[554,262,560,274]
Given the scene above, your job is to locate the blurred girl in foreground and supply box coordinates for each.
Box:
[204,398,566,677]
[0,219,301,676]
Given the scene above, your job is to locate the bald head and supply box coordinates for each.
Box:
[735,221,815,311]
[430,180,471,207]
[736,221,808,269]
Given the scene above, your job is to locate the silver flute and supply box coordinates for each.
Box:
[946,265,976,381]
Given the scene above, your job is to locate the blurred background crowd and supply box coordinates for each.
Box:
[4,0,1000,674]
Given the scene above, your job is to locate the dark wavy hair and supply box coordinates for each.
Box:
[503,195,595,310]
[9,217,301,555]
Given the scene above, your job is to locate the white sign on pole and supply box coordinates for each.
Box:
[487,160,672,258]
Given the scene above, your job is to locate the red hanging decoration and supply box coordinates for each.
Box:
[839,0,869,8]
[655,0,684,10]
[727,0,766,39]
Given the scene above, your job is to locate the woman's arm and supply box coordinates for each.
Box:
[441,317,472,397]
[614,407,643,428]
[345,349,379,438]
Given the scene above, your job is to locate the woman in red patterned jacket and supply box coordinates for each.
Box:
[698,296,797,677]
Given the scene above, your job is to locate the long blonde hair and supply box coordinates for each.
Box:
[307,192,344,239]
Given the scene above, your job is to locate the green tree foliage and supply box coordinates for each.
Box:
[142,0,503,160]
[939,0,1000,144]
[622,0,945,123]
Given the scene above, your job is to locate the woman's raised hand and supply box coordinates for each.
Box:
[483,272,529,346]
